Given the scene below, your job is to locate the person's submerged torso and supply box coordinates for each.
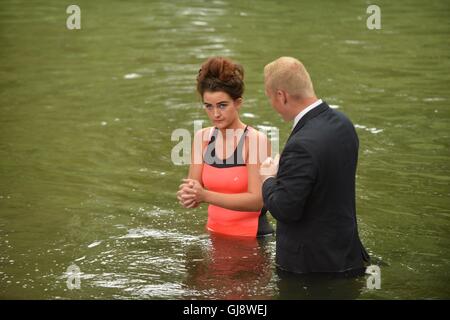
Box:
[201,126,260,237]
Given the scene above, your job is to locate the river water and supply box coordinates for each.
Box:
[0,0,449,299]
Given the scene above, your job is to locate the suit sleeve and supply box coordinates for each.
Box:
[262,145,317,223]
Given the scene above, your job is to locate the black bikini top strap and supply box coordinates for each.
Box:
[204,126,248,167]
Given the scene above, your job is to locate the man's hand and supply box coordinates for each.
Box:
[259,154,280,183]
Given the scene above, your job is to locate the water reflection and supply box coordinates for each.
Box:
[276,268,366,300]
[184,233,274,299]
[0,0,448,299]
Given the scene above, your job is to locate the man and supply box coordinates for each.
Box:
[260,57,370,275]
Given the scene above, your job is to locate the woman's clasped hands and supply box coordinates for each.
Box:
[177,179,205,209]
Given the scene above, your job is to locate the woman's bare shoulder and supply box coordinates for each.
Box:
[246,126,269,141]
[244,127,271,164]
[194,126,214,140]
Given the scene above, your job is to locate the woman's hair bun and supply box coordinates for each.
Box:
[197,57,244,100]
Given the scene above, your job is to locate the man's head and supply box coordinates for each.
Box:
[264,57,317,121]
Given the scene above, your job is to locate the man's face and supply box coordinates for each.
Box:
[264,81,287,120]
[264,81,277,110]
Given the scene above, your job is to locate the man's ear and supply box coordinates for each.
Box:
[276,90,287,106]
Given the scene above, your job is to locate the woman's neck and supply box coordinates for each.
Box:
[219,118,246,133]
[216,118,247,157]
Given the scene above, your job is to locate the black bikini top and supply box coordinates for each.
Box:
[204,126,248,168]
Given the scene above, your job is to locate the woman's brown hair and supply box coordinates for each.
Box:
[197,57,244,100]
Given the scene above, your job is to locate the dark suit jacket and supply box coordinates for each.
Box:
[262,101,370,273]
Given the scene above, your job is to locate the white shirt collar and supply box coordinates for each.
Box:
[293,99,323,129]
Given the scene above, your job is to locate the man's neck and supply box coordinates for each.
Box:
[290,96,318,120]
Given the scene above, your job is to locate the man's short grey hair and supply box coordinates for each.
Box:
[264,57,315,99]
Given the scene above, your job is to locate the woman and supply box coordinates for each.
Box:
[177,56,273,238]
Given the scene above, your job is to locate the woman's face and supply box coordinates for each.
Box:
[202,91,242,129]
